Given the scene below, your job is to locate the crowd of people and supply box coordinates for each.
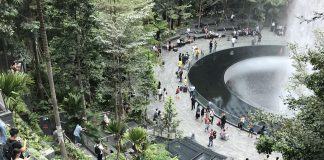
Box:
[150,22,280,159]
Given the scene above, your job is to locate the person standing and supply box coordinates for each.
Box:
[231,37,236,47]
[209,109,215,124]
[209,40,213,53]
[213,39,217,52]
[203,115,210,132]
[195,105,201,120]
[191,97,196,110]
[207,129,214,147]
[163,88,167,101]
[238,116,245,130]
[200,107,205,120]
[157,87,163,101]
[175,86,180,99]
[73,123,85,146]
[179,69,183,82]
[3,128,27,160]
[94,140,104,160]
[271,21,276,32]
[220,112,226,129]
[248,124,254,138]
[257,33,262,45]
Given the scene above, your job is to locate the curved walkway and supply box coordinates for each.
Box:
[149,28,285,160]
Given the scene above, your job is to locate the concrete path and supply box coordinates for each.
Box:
[148,29,285,160]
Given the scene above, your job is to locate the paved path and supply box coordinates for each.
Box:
[148,29,285,160]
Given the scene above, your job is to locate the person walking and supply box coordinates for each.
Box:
[179,68,183,82]
[94,140,104,160]
[220,112,226,129]
[207,129,215,147]
[209,40,213,53]
[195,105,201,120]
[203,115,210,132]
[191,97,196,110]
[231,37,236,47]
[200,107,205,120]
[238,116,245,130]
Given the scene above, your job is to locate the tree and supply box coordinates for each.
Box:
[250,32,324,159]
[125,127,148,157]
[160,97,180,138]
[143,144,177,160]
[35,0,67,158]
[107,120,127,160]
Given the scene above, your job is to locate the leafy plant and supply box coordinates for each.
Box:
[143,144,177,160]
[125,127,148,154]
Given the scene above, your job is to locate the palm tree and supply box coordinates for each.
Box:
[0,73,33,98]
[107,120,127,160]
[35,0,67,158]
[125,127,148,157]
[0,73,33,111]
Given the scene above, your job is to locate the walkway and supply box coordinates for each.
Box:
[148,28,285,160]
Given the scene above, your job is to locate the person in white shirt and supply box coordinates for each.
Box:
[157,88,163,101]
[271,21,276,32]
[103,113,110,126]
[94,140,104,160]
[231,37,236,47]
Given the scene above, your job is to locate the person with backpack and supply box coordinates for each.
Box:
[3,128,27,160]
[207,129,216,147]
[94,140,104,160]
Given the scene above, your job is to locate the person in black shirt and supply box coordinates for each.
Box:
[94,140,104,160]
[191,97,196,110]
[4,128,27,160]
[209,40,213,53]
[220,113,226,129]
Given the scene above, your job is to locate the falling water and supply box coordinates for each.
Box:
[286,0,324,48]
[224,56,294,115]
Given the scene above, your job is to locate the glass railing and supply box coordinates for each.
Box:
[187,47,260,131]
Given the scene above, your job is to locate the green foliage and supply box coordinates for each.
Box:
[255,135,275,154]
[65,142,92,160]
[125,127,148,153]
[0,72,34,98]
[143,144,177,160]
[251,34,324,159]
[107,120,127,136]
[159,97,180,138]
[13,114,50,160]
[106,153,126,160]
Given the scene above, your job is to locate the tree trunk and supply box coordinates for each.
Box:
[35,0,68,158]
[116,136,121,160]
[198,0,203,28]
[76,35,87,117]
[32,37,44,99]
